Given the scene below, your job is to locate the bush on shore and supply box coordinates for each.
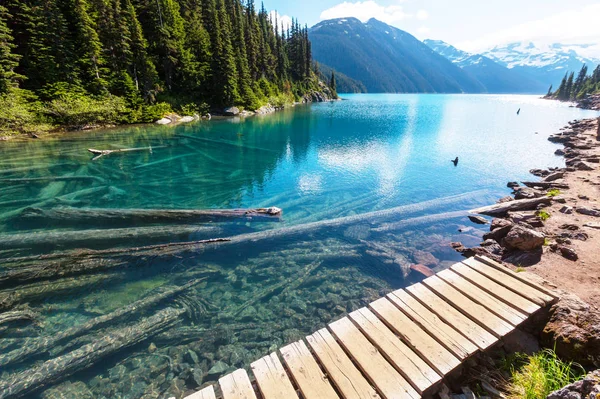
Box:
[503,348,585,399]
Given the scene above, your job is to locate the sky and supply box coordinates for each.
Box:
[263,0,600,54]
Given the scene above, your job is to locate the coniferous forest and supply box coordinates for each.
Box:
[0,1,330,135]
[550,64,600,101]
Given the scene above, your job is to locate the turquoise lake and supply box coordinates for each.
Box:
[0,94,598,398]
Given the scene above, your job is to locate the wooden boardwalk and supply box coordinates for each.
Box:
[184,255,558,399]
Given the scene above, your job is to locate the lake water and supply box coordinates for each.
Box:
[0,94,597,398]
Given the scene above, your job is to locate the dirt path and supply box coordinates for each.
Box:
[526,118,600,308]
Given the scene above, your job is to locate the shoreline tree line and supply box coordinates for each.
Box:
[0,0,329,135]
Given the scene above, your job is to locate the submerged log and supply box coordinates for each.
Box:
[0,309,37,327]
[2,191,486,279]
[18,206,283,225]
[470,197,553,216]
[0,279,204,368]
[88,145,168,160]
[0,224,225,250]
[0,307,184,399]
[0,176,105,184]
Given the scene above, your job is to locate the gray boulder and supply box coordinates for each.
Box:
[223,107,240,116]
[503,225,545,251]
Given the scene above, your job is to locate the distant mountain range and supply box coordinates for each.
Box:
[309,18,599,94]
[424,40,549,94]
[482,42,600,88]
[309,18,486,94]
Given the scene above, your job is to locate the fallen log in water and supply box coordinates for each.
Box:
[18,206,283,226]
[520,181,570,189]
[0,224,225,250]
[0,176,105,184]
[2,191,487,279]
[0,307,184,399]
[469,197,553,216]
[0,279,204,368]
[0,309,37,327]
[88,145,168,160]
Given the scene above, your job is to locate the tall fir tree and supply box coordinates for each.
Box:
[0,5,23,93]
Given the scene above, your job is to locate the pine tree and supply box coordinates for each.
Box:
[0,5,23,93]
[546,84,553,97]
[72,0,107,92]
[330,71,336,93]
[556,73,568,100]
[573,64,588,96]
[565,71,575,100]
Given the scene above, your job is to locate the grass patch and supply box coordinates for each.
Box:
[503,349,585,399]
[547,189,561,197]
[537,209,551,221]
[515,266,526,273]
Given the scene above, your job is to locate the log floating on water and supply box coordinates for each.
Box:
[0,307,184,399]
[88,145,168,160]
[18,206,283,225]
[0,279,205,368]
[469,197,552,216]
[0,224,225,250]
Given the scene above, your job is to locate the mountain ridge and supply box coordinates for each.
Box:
[309,18,486,94]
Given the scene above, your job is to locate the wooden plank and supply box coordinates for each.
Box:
[462,257,554,306]
[437,269,527,326]
[280,340,339,399]
[306,328,381,399]
[366,299,460,376]
[329,317,420,399]
[388,290,477,359]
[406,283,497,350]
[251,353,298,399]
[184,385,217,399]
[451,262,540,315]
[219,369,258,399]
[422,275,514,337]
[474,256,559,300]
[349,306,442,393]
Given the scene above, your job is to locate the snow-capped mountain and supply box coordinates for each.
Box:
[482,42,600,87]
[424,39,549,94]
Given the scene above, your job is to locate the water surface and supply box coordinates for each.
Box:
[0,94,597,398]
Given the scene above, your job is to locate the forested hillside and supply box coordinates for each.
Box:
[309,18,485,94]
[551,64,600,101]
[0,1,325,135]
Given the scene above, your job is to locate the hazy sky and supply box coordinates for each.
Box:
[263,0,600,53]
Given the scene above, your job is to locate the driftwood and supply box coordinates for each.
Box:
[0,309,37,327]
[2,191,485,276]
[0,224,225,250]
[0,279,204,368]
[18,206,283,225]
[0,274,121,309]
[0,307,184,399]
[520,181,570,189]
[0,176,104,184]
[88,145,167,160]
[470,197,553,216]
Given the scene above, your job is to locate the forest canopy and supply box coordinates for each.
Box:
[0,0,329,135]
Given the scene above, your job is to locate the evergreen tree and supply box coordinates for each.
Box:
[565,71,575,99]
[0,5,23,93]
[546,84,553,97]
[71,0,107,92]
[574,64,588,96]
[556,73,568,100]
[330,71,336,93]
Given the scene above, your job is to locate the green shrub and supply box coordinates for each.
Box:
[179,102,209,116]
[44,93,129,128]
[0,89,51,135]
[547,189,561,197]
[504,349,584,399]
[268,93,294,109]
[537,210,551,221]
[140,102,173,122]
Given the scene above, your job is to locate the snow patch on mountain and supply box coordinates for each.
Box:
[483,42,600,70]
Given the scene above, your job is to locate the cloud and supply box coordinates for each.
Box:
[417,26,430,35]
[269,10,293,32]
[458,3,600,53]
[319,1,413,25]
[416,9,428,21]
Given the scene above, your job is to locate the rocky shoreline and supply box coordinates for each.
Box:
[453,117,600,277]
[440,116,600,399]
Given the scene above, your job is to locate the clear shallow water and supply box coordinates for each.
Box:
[0,94,597,398]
